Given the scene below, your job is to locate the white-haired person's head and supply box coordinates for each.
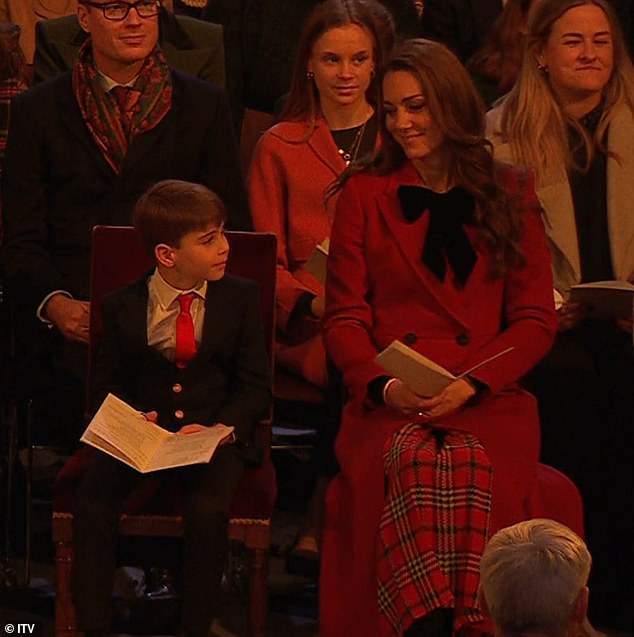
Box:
[479,519,592,637]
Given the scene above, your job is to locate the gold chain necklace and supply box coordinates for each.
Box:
[336,118,369,166]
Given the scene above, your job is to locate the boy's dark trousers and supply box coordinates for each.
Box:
[71,446,244,637]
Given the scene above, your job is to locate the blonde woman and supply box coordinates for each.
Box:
[487,0,634,628]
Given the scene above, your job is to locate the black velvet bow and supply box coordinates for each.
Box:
[397,185,478,287]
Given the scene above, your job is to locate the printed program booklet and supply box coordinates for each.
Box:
[376,340,514,397]
[81,393,234,473]
[302,237,330,284]
[569,280,634,320]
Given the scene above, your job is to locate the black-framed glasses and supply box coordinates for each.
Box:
[81,0,160,21]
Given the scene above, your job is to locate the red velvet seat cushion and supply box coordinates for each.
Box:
[53,445,277,521]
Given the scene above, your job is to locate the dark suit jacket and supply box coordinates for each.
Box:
[33,9,226,88]
[93,274,271,464]
[0,69,251,394]
[422,0,502,63]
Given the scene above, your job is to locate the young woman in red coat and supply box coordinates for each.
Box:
[321,39,559,637]
[249,0,394,388]
[248,0,394,560]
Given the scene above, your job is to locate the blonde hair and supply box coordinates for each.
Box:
[480,519,591,637]
[498,0,634,185]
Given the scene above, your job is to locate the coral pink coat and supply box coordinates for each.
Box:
[320,161,559,636]
[248,118,348,387]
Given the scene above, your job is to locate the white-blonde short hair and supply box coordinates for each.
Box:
[480,519,591,636]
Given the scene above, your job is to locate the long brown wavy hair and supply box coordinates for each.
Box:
[376,39,526,277]
[281,0,395,126]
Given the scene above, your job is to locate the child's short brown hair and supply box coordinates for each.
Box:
[133,180,226,254]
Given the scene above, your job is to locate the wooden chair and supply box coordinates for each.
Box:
[52,227,277,637]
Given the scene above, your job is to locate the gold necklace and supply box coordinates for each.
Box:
[336,118,369,166]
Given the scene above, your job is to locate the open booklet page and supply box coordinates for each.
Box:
[302,237,330,284]
[81,393,234,473]
[376,341,456,397]
[569,280,634,320]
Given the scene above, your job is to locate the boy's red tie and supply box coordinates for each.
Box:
[175,293,197,368]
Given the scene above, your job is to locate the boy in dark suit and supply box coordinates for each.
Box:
[71,180,270,637]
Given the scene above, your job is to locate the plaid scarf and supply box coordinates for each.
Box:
[73,41,172,174]
[377,424,494,636]
[0,77,27,242]
[0,77,26,166]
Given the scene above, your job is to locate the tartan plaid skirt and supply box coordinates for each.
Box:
[377,423,493,636]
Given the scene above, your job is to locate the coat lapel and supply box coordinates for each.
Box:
[58,81,115,182]
[198,279,222,353]
[535,178,581,284]
[376,162,470,326]
[306,119,347,178]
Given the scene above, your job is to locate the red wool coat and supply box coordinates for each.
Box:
[320,161,558,636]
[248,118,347,387]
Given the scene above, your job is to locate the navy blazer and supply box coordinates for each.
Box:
[92,274,271,464]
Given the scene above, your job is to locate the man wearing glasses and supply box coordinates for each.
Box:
[33,1,227,90]
[0,0,250,522]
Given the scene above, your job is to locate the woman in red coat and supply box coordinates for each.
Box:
[248,0,394,388]
[321,39,558,637]
[248,0,394,559]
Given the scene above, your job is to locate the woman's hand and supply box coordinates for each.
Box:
[384,379,429,415]
[558,301,584,331]
[310,294,325,318]
[415,378,477,423]
[385,377,476,421]
[616,315,633,335]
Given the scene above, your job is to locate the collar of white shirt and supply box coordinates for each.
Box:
[98,70,138,93]
[148,269,208,310]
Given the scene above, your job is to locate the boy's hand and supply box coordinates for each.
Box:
[177,424,207,435]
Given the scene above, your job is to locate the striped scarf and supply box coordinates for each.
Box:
[0,76,27,242]
[377,423,494,636]
[73,41,172,173]
[0,77,26,166]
